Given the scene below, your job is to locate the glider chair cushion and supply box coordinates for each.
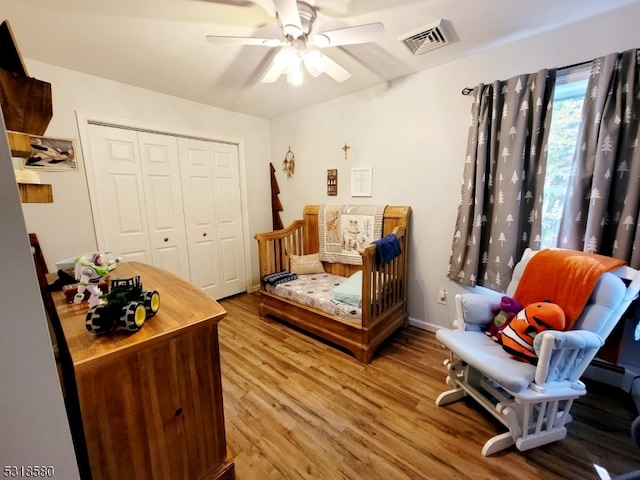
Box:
[438,330,536,393]
[435,248,640,456]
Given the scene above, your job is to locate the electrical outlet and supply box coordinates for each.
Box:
[438,289,447,305]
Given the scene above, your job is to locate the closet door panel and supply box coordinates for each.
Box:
[86,125,151,263]
[193,240,217,289]
[138,132,190,280]
[186,175,218,290]
[216,177,241,284]
[178,138,221,299]
[219,237,241,282]
[211,145,246,298]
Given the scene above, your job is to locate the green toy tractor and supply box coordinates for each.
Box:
[85,276,160,334]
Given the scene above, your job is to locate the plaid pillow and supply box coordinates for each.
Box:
[262,271,298,286]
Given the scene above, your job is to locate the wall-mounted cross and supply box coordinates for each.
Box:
[342,143,351,160]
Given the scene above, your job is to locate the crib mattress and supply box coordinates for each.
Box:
[265,273,362,325]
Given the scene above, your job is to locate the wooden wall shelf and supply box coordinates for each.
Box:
[18,183,53,203]
[0,22,55,204]
[8,131,30,157]
[0,69,52,135]
[0,21,52,136]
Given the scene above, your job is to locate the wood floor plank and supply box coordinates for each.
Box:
[219,293,640,480]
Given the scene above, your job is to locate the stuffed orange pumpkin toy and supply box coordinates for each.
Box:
[501,302,566,364]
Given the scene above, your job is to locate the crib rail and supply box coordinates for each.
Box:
[255,220,306,277]
[359,225,408,328]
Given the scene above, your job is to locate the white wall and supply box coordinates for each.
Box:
[0,117,79,477]
[17,61,273,286]
[269,1,640,331]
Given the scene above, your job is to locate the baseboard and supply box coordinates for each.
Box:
[408,316,439,333]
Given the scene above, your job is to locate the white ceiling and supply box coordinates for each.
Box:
[2,0,639,119]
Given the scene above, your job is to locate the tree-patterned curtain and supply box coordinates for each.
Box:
[448,69,556,291]
[557,49,640,269]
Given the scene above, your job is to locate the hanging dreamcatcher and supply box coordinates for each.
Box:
[282,146,295,179]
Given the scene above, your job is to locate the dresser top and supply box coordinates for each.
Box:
[52,261,227,371]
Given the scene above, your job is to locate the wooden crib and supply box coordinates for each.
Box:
[255,205,411,363]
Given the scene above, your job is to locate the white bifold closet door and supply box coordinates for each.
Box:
[85,124,246,300]
[178,137,246,300]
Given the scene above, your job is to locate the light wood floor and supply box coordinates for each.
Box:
[218,293,640,480]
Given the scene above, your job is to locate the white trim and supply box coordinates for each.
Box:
[76,111,244,145]
[75,110,253,296]
[408,316,440,332]
[235,139,254,298]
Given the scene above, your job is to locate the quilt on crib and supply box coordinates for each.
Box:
[265,273,362,324]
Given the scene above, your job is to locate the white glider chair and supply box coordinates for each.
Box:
[436,248,640,456]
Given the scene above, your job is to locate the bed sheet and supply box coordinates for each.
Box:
[265,273,362,324]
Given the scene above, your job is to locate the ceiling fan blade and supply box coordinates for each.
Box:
[311,22,384,47]
[273,0,303,37]
[321,54,351,83]
[206,35,284,46]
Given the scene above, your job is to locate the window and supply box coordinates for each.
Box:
[541,64,590,248]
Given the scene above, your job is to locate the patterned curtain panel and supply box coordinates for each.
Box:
[449,69,556,291]
[557,49,640,268]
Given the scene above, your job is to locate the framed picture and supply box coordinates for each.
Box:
[24,135,78,171]
[327,169,338,196]
[351,167,372,197]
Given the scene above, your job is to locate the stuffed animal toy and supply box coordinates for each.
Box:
[501,302,566,364]
[487,295,522,343]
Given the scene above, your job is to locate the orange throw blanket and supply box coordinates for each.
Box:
[513,249,625,329]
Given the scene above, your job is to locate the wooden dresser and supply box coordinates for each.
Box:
[52,261,234,480]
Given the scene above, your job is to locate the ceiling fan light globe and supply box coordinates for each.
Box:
[287,63,304,86]
[303,50,324,77]
[274,47,296,69]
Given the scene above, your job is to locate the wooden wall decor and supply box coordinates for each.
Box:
[0,20,27,75]
[342,143,350,159]
[270,162,284,230]
[282,146,295,179]
[327,169,337,196]
[0,21,52,136]
[1,20,54,203]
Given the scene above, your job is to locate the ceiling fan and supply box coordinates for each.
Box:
[205,0,384,85]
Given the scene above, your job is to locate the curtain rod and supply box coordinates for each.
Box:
[460,59,593,95]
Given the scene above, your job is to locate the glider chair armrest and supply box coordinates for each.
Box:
[532,330,604,392]
[455,291,503,331]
